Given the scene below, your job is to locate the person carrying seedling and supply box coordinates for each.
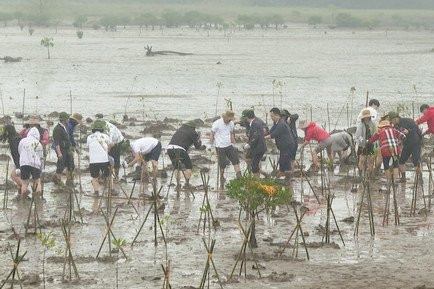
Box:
[52,112,74,186]
[167,119,206,190]
[103,120,125,180]
[241,109,267,178]
[0,125,23,196]
[367,119,404,183]
[210,110,242,183]
[298,120,332,172]
[355,108,376,177]
[18,127,43,197]
[388,111,422,183]
[281,109,299,173]
[87,120,112,196]
[124,137,162,181]
[415,104,434,136]
[265,108,295,179]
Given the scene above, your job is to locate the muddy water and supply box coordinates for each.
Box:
[0,25,434,124]
[1,25,434,288]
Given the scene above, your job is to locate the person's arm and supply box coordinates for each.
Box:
[415,113,429,125]
[128,153,141,167]
[53,127,63,158]
[367,132,379,144]
[290,113,299,122]
[193,130,203,149]
[209,122,217,144]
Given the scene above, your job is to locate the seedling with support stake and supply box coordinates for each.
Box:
[25,190,42,236]
[197,171,217,234]
[278,204,310,260]
[60,219,79,281]
[96,207,128,259]
[0,239,27,289]
[199,238,223,289]
[131,185,166,247]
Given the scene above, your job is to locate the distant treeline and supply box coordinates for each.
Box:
[0,9,433,31]
[249,0,434,9]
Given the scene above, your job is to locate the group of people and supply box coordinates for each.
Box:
[0,100,433,198]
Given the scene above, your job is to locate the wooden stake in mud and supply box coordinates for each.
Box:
[229,221,262,281]
[278,204,310,260]
[327,103,331,132]
[25,191,42,236]
[295,160,321,204]
[391,177,400,225]
[96,207,128,259]
[3,158,9,209]
[199,238,223,289]
[197,171,217,234]
[161,261,172,289]
[60,219,79,281]
[69,90,72,115]
[131,185,166,247]
[0,240,27,289]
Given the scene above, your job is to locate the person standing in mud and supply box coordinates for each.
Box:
[103,120,125,180]
[388,111,422,183]
[329,131,353,164]
[125,137,162,181]
[52,112,74,186]
[18,127,44,197]
[87,120,112,196]
[242,109,267,178]
[20,115,50,157]
[0,125,23,196]
[66,113,83,152]
[298,120,332,172]
[265,108,295,179]
[415,104,434,136]
[281,109,299,173]
[367,119,404,183]
[167,119,206,189]
[355,108,376,177]
[210,110,242,184]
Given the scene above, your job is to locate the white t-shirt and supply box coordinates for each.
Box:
[131,137,159,155]
[87,132,111,163]
[105,121,124,144]
[357,107,378,122]
[18,127,43,169]
[211,118,234,148]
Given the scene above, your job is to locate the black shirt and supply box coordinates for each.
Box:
[169,125,202,151]
[269,118,295,151]
[53,123,71,151]
[396,117,421,146]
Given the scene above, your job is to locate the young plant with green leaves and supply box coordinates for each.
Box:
[226,175,291,247]
[112,238,127,289]
[37,231,58,289]
[40,37,54,59]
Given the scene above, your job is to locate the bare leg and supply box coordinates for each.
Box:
[311,149,319,169]
[91,177,100,194]
[34,178,42,197]
[151,160,158,180]
[11,170,22,193]
[184,169,192,186]
[21,180,29,197]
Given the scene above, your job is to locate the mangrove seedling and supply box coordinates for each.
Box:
[40,37,54,59]
[112,238,127,289]
[37,231,56,289]
[214,82,223,116]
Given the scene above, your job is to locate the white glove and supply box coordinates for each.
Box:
[243,144,250,150]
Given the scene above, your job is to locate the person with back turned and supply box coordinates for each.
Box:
[242,109,267,178]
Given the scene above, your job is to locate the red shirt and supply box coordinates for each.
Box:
[368,126,403,157]
[416,107,434,135]
[304,122,330,142]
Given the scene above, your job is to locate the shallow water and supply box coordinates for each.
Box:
[1,25,433,124]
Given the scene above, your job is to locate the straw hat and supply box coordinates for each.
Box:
[27,115,40,125]
[360,108,372,119]
[298,120,309,129]
[222,110,235,121]
[70,113,83,124]
[377,120,391,128]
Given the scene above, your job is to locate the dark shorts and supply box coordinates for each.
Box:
[20,165,41,180]
[279,150,291,172]
[167,148,192,170]
[217,146,240,169]
[144,141,162,162]
[289,144,298,161]
[109,141,123,168]
[56,149,75,174]
[357,144,374,156]
[399,143,421,167]
[251,150,265,174]
[383,156,399,170]
[89,162,110,178]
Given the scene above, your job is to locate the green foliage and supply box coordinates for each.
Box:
[40,37,54,48]
[100,15,121,31]
[396,103,411,117]
[112,238,127,249]
[308,15,322,26]
[335,13,364,28]
[37,232,56,249]
[73,15,87,28]
[226,175,292,213]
